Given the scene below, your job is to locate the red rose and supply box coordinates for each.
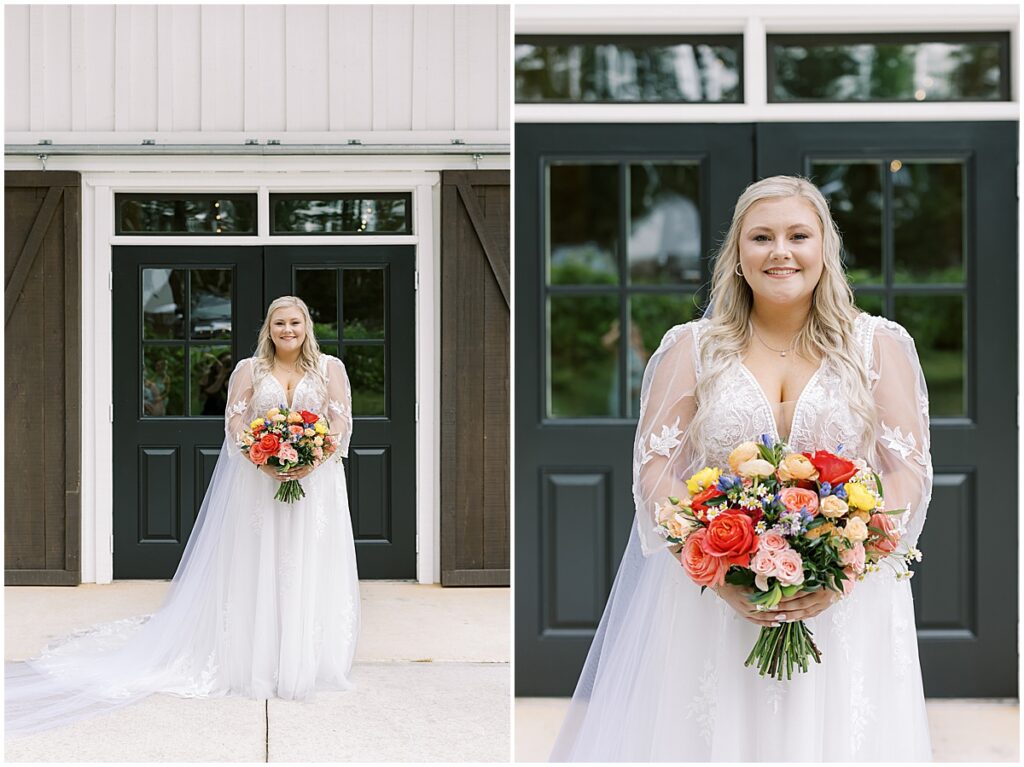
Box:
[703,511,759,567]
[300,410,318,424]
[689,486,725,523]
[679,528,729,588]
[259,433,280,453]
[802,450,857,486]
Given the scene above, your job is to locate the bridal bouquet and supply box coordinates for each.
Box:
[655,435,922,680]
[239,406,339,502]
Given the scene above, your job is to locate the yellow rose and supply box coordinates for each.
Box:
[845,482,877,511]
[287,411,304,424]
[314,421,328,435]
[737,458,775,478]
[686,467,722,495]
[664,513,696,541]
[271,413,287,423]
[266,408,280,418]
[820,495,849,519]
[250,418,265,430]
[778,453,819,482]
[728,441,760,474]
[842,516,868,543]
[304,428,316,437]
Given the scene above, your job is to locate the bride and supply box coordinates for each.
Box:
[6,296,360,736]
[550,176,933,761]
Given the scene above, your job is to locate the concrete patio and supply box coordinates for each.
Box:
[5,581,510,762]
[514,697,1020,762]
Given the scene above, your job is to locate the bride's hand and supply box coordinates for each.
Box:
[279,464,314,481]
[774,587,841,622]
[712,583,785,627]
[258,464,290,482]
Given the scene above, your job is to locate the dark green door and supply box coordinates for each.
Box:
[515,123,756,696]
[516,121,1018,698]
[113,245,417,580]
[757,121,1018,697]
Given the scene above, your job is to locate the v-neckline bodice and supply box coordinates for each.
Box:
[736,359,825,443]
[269,370,308,409]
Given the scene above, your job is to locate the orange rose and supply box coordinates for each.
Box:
[680,528,729,588]
[258,433,280,453]
[866,512,899,556]
[779,487,820,517]
[248,443,269,465]
[703,512,759,567]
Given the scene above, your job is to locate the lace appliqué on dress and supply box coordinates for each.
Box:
[640,417,683,466]
[685,657,720,746]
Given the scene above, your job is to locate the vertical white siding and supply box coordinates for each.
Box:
[5,3,510,137]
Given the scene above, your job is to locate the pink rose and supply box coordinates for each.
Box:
[313,447,324,461]
[248,443,269,466]
[288,425,304,436]
[839,541,866,574]
[751,548,777,592]
[773,549,805,587]
[759,532,789,553]
[679,529,729,589]
[779,487,819,517]
[866,512,899,556]
[841,566,857,596]
[276,443,299,463]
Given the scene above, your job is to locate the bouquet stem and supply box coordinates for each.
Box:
[274,479,306,503]
[744,620,822,681]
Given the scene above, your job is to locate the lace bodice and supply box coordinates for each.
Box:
[632,312,932,555]
[224,354,354,458]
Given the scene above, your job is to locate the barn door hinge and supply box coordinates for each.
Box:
[414,402,419,422]
[108,403,114,422]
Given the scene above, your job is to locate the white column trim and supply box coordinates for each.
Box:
[73,166,458,584]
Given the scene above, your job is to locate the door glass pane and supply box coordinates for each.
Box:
[629,294,698,416]
[771,34,1009,102]
[143,269,185,339]
[548,163,619,286]
[345,345,386,416]
[812,161,884,285]
[515,37,742,103]
[628,163,701,285]
[117,194,256,235]
[343,269,386,339]
[143,346,185,416]
[548,294,619,418]
[892,161,965,284]
[190,346,233,416]
[271,194,411,234]
[894,294,965,417]
[296,268,339,340]
[190,269,232,339]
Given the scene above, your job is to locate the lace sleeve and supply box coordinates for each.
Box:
[633,323,701,556]
[224,358,254,459]
[870,320,932,549]
[325,355,353,458]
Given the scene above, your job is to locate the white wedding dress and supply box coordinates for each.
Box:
[6,353,360,736]
[551,313,933,762]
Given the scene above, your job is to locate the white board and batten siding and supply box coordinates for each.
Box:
[5,4,510,145]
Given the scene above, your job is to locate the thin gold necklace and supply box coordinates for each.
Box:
[749,322,797,358]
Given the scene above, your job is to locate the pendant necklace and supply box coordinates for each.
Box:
[750,322,797,358]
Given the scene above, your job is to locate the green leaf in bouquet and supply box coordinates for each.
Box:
[881,507,908,516]
[705,494,730,506]
[725,568,755,588]
[668,496,681,506]
[805,517,828,530]
[873,472,885,498]
[780,583,802,598]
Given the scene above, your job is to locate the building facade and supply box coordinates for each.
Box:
[514,4,1019,698]
[5,4,511,587]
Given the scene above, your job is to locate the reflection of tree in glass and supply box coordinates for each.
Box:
[895,295,963,416]
[549,164,618,285]
[893,163,963,282]
[120,198,253,233]
[813,163,883,283]
[627,294,699,415]
[773,44,858,100]
[344,346,386,416]
[549,295,618,417]
[275,198,407,233]
[868,45,915,100]
[947,42,1003,99]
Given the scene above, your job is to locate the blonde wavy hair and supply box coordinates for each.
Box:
[689,175,877,460]
[251,296,327,394]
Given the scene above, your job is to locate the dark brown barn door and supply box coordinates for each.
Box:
[441,170,510,586]
[5,171,82,585]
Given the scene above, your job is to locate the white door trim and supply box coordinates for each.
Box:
[60,165,448,584]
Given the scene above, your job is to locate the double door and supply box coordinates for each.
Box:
[112,245,416,580]
[515,122,1017,697]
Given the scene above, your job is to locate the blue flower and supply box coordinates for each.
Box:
[819,481,832,497]
[717,475,738,492]
[760,434,773,448]
[834,485,848,500]
[836,443,845,454]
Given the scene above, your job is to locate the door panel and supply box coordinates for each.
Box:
[515,123,755,695]
[758,122,1018,697]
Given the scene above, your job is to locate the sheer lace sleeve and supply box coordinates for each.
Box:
[325,355,353,458]
[633,323,702,556]
[870,319,932,549]
[224,358,254,457]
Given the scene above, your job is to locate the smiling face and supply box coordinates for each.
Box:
[738,196,825,309]
[268,305,307,356]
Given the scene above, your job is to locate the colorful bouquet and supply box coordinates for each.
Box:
[656,435,922,680]
[239,406,339,502]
